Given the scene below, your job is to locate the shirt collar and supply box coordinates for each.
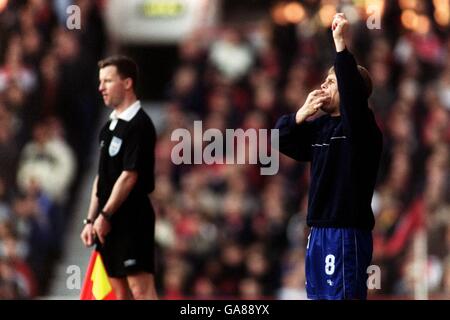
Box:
[109,100,141,122]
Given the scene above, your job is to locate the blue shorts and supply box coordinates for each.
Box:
[305,227,373,300]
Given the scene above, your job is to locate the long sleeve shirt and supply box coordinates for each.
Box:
[275,49,382,230]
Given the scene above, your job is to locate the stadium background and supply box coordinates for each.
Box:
[0,0,448,299]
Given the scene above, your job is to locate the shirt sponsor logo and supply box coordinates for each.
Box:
[109,136,122,157]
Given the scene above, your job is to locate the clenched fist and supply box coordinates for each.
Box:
[332,13,349,52]
[332,13,349,38]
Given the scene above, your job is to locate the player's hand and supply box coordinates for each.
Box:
[93,215,111,245]
[81,223,96,247]
[296,89,328,123]
[332,13,349,40]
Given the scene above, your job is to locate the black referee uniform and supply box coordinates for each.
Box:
[96,101,156,277]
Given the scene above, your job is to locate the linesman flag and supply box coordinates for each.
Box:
[80,251,116,300]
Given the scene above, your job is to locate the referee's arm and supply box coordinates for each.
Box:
[101,171,137,215]
[93,171,138,244]
[87,175,99,221]
[81,175,100,247]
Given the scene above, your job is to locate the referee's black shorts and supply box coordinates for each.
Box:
[96,196,155,278]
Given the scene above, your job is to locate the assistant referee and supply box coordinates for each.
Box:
[80,55,158,300]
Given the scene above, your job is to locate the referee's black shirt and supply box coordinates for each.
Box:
[275,49,382,230]
[96,101,156,208]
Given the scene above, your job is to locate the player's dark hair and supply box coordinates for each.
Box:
[98,55,139,94]
[328,65,373,97]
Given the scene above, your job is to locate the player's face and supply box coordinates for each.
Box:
[98,66,127,108]
[320,72,340,114]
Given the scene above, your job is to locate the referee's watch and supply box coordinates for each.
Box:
[100,210,112,222]
[83,218,92,226]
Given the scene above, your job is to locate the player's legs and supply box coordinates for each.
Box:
[346,229,373,299]
[109,277,133,300]
[127,272,158,300]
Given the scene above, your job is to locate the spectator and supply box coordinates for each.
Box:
[16,119,75,204]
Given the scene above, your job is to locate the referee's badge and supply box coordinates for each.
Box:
[109,136,122,157]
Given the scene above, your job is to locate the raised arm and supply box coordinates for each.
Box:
[332,13,373,139]
[332,13,348,53]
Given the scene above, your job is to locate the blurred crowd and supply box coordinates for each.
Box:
[0,0,448,300]
[0,0,104,298]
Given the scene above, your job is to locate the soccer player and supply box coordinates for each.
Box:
[275,13,382,299]
[80,55,158,300]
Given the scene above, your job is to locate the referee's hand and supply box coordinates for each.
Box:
[80,224,96,247]
[93,215,111,245]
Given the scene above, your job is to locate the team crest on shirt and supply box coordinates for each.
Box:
[109,136,122,157]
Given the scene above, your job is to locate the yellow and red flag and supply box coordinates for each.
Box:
[80,251,116,300]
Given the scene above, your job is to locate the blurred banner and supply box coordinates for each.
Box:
[104,0,220,44]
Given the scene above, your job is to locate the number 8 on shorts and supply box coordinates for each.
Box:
[325,254,335,275]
